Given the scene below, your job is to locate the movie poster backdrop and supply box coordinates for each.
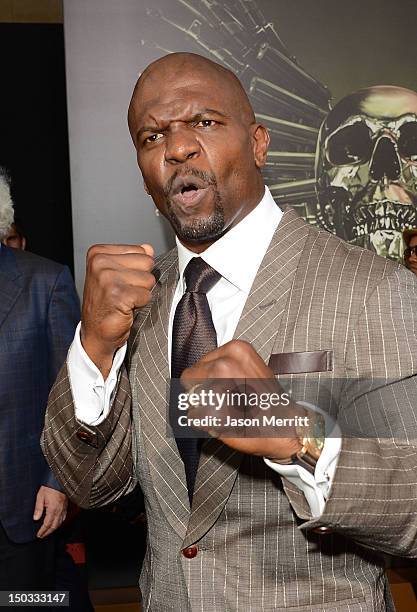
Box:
[137,0,417,261]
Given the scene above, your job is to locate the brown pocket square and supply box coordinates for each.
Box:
[268,350,333,374]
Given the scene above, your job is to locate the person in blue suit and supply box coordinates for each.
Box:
[0,169,80,589]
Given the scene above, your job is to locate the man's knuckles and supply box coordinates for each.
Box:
[209,356,239,377]
[87,243,149,259]
[211,340,261,372]
[222,339,255,360]
[140,270,157,290]
[87,249,154,274]
[183,355,239,379]
[222,340,271,374]
[91,264,156,292]
[184,340,272,381]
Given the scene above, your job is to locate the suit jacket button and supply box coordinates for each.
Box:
[76,430,93,443]
[312,526,333,534]
[182,545,198,559]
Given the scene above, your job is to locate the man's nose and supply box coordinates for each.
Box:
[165,128,200,164]
[369,135,401,182]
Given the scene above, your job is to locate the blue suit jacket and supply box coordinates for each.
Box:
[0,245,80,543]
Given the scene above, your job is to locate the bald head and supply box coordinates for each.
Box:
[128,52,255,134]
[126,51,269,251]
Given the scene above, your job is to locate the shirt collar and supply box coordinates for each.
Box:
[176,186,282,293]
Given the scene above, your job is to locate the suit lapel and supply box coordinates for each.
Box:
[184,207,311,546]
[234,207,310,359]
[131,251,190,540]
[0,247,23,330]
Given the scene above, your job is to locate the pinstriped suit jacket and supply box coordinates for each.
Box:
[42,208,417,611]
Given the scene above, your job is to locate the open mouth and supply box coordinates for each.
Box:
[181,183,199,197]
[170,175,210,208]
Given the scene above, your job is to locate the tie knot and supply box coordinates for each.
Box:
[184,257,221,294]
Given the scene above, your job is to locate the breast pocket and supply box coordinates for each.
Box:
[268,350,333,374]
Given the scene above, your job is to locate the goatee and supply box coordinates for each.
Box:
[164,167,225,242]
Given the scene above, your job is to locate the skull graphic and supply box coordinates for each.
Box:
[316,86,417,259]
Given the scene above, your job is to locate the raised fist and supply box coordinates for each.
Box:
[81,243,155,377]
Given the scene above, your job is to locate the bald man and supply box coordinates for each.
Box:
[43,53,417,611]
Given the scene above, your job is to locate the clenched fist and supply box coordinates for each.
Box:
[180,340,306,461]
[81,243,156,378]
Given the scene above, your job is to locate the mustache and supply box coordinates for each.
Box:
[163,166,217,197]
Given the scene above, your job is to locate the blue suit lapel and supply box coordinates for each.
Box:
[0,247,23,330]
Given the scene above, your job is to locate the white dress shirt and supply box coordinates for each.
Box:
[68,186,341,516]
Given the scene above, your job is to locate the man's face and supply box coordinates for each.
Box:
[2,224,26,250]
[128,63,268,249]
[405,235,417,275]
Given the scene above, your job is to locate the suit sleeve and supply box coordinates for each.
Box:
[41,269,161,507]
[41,359,136,507]
[41,266,81,490]
[282,266,417,557]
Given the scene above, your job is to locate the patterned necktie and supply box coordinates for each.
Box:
[171,257,221,500]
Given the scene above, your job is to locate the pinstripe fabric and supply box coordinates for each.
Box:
[42,207,417,611]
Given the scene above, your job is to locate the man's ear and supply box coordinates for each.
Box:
[143,181,150,195]
[252,124,270,169]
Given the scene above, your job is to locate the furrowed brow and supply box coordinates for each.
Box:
[192,109,229,120]
[137,125,164,138]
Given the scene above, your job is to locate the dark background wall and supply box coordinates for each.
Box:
[0,23,74,273]
[257,0,417,103]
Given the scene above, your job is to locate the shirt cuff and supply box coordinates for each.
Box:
[67,322,127,425]
[264,401,342,517]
